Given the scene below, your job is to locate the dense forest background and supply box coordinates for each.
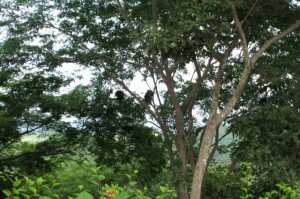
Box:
[0,0,300,198]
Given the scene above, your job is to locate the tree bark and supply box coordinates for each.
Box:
[190,116,221,199]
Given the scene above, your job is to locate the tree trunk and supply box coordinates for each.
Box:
[190,118,220,199]
[177,165,188,198]
[177,132,188,199]
[178,181,188,199]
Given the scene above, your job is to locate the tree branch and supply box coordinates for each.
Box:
[152,0,158,26]
[109,74,177,144]
[206,124,220,168]
[252,19,300,64]
[211,35,239,116]
[183,57,213,110]
[230,1,250,66]
[220,19,300,120]
[164,0,173,16]
[241,0,260,25]
[0,143,69,163]
[116,0,135,32]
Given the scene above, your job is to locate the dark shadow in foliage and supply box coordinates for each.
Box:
[91,125,166,187]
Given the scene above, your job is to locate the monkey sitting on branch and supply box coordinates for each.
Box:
[144,90,154,104]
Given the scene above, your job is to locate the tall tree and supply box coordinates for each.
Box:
[1,0,299,198]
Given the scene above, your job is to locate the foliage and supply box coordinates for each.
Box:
[202,164,241,198]
[0,0,299,197]
[1,163,176,199]
[239,163,300,199]
[59,81,167,184]
[3,162,300,199]
[227,28,300,193]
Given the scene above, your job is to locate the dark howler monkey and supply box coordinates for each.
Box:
[105,107,115,118]
[144,90,154,104]
[115,90,124,100]
[121,125,134,135]
[259,97,267,105]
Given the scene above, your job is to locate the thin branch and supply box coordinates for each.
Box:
[144,120,161,129]
[211,35,240,117]
[0,144,69,163]
[151,51,166,77]
[183,57,213,110]
[210,129,230,147]
[116,0,135,32]
[151,71,163,107]
[241,0,260,25]
[108,73,177,143]
[137,69,152,91]
[226,158,238,176]
[210,64,224,114]
[251,19,300,64]
[19,122,49,137]
[0,141,18,153]
[230,1,250,66]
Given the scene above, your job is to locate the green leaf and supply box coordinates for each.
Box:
[76,191,94,199]
[21,193,30,199]
[129,181,137,186]
[78,185,84,190]
[98,174,105,181]
[29,187,37,194]
[3,189,11,197]
[125,174,131,179]
[160,186,167,193]
[13,179,22,187]
[36,177,44,185]
[53,182,61,187]
[115,191,130,199]
[91,180,99,185]
[52,194,60,198]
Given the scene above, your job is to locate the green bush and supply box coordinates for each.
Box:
[2,163,176,199]
[239,163,300,199]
